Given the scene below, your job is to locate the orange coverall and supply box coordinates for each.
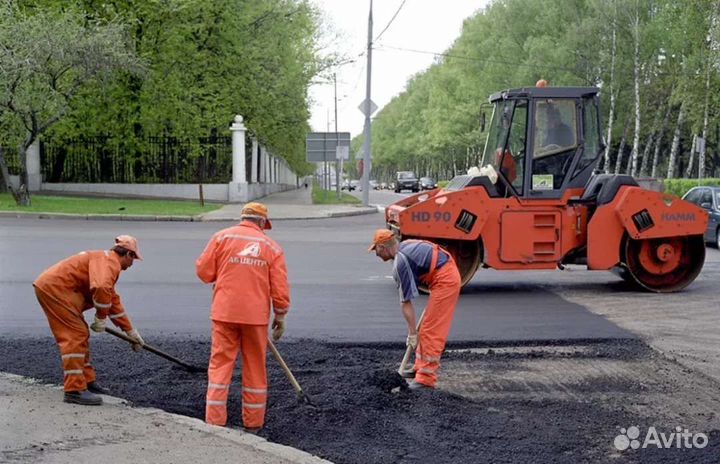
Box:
[33,250,134,392]
[196,220,290,428]
[399,240,461,388]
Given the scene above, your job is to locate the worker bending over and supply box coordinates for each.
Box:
[370,230,461,389]
[33,235,145,406]
[196,202,290,433]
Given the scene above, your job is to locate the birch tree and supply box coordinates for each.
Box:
[666,102,685,179]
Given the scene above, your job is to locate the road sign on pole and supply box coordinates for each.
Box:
[306,132,351,162]
[336,145,349,160]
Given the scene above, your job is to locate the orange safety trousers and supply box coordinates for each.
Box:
[413,257,461,388]
[206,321,268,429]
[34,286,96,392]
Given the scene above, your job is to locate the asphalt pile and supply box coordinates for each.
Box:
[1,336,718,464]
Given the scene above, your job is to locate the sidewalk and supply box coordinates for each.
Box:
[200,187,378,222]
[0,187,378,222]
[0,373,331,464]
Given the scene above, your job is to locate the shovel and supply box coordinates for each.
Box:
[398,309,425,378]
[105,327,206,373]
[268,339,316,407]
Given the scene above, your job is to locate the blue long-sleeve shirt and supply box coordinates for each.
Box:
[392,241,449,302]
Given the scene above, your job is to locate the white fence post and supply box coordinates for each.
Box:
[228,115,248,202]
[251,137,258,183]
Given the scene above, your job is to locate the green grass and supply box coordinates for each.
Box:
[311,181,361,205]
[0,193,222,216]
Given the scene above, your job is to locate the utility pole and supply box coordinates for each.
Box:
[361,0,373,207]
[334,72,342,198]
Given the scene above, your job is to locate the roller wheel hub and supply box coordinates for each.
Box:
[637,240,681,273]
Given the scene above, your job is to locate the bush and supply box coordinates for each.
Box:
[664,178,720,198]
[437,180,450,189]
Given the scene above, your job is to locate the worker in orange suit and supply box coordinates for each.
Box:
[196,201,290,433]
[370,230,461,390]
[33,235,145,406]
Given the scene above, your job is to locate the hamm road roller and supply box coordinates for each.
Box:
[385,85,707,292]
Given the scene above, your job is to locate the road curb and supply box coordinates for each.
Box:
[0,208,377,222]
[0,372,331,464]
[0,211,202,222]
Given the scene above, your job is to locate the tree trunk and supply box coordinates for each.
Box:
[685,134,697,178]
[0,148,22,203]
[700,63,711,179]
[651,104,672,178]
[603,3,618,174]
[639,101,664,177]
[630,4,641,177]
[666,102,685,179]
[614,122,630,175]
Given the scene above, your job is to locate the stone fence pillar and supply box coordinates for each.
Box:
[228,115,248,202]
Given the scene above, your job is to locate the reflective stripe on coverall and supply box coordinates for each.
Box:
[33,250,133,392]
[196,220,290,428]
[205,322,268,428]
[413,243,461,388]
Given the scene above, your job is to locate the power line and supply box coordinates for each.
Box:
[374,0,407,43]
[375,43,582,74]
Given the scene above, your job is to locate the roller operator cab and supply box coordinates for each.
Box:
[385,85,708,292]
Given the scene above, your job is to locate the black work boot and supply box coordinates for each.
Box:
[243,426,262,435]
[87,381,109,395]
[64,390,103,406]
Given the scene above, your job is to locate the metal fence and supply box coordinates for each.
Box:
[40,133,233,184]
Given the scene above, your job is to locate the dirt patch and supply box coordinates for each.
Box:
[1,336,718,463]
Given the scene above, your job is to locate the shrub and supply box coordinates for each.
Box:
[664,179,720,198]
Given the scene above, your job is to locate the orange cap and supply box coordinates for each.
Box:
[114,235,142,260]
[368,229,395,252]
[241,202,272,229]
[536,79,548,88]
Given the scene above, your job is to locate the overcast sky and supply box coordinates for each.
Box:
[309,0,489,139]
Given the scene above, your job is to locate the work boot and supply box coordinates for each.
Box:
[407,380,433,391]
[64,390,103,406]
[243,426,262,435]
[87,381,109,395]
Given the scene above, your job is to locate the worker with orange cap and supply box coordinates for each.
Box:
[33,235,145,406]
[369,229,461,390]
[196,201,290,433]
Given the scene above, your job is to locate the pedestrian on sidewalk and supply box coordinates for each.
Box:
[33,235,145,406]
[369,230,461,390]
[196,201,290,433]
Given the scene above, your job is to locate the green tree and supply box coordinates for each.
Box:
[0,2,142,205]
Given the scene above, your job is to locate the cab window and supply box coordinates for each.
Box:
[531,99,577,190]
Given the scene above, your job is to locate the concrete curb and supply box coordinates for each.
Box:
[0,211,202,222]
[0,208,377,222]
[0,372,331,464]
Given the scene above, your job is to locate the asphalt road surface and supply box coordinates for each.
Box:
[1,216,632,342]
[3,216,720,463]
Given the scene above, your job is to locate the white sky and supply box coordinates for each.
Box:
[309,0,489,139]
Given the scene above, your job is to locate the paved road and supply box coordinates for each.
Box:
[1,216,634,342]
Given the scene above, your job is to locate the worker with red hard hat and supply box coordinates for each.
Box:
[369,229,461,390]
[196,201,290,433]
[33,235,145,406]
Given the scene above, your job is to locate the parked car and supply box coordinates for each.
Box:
[369,180,381,190]
[341,180,355,191]
[395,171,420,193]
[420,177,437,190]
[350,180,361,191]
[682,186,720,247]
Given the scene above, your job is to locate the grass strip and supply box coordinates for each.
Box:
[0,193,222,216]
